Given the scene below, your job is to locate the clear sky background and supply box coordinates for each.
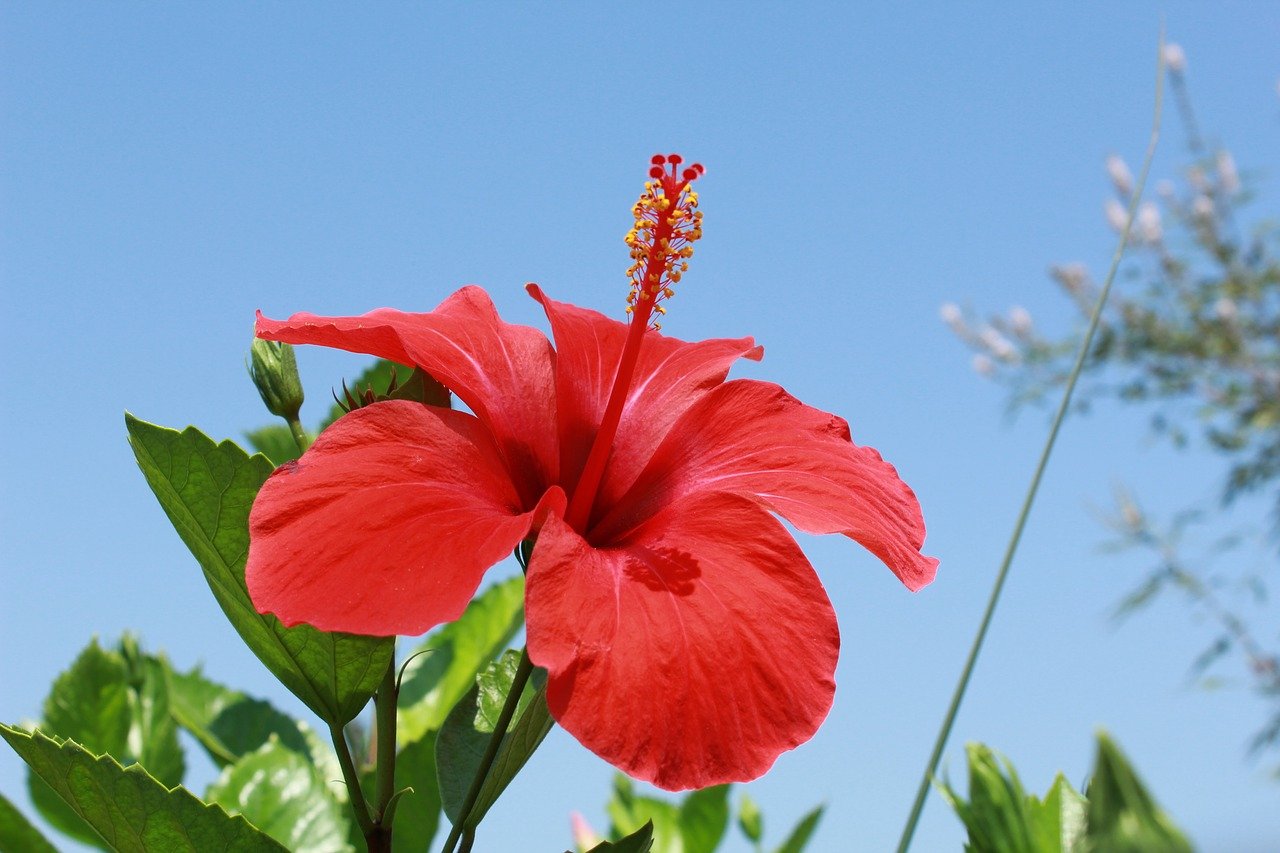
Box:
[3,4,1279,852]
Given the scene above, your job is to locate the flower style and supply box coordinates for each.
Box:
[246,155,938,790]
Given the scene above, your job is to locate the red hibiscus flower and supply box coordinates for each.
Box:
[247,155,937,790]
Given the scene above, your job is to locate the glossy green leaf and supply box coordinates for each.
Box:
[125,414,394,725]
[938,743,1040,853]
[773,805,823,853]
[165,661,311,767]
[243,425,301,466]
[0,788,57,853]
[1,726,287,852]
[737,792,763,844]
[398,575,525,744]
[436,650,552,828]
[205,737,353,853]
[126,651,186,788]
[28,638,183,848]
[1085,732,1191,853]
[678,784,730,853]
[1027,774,1087,852]
[606,775,683,853]
[388,734,442,852]
[587,821,654,853]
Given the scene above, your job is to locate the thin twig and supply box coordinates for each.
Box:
[894,34,1167,853]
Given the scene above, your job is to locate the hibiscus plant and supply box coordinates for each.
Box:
[1,155,938,852]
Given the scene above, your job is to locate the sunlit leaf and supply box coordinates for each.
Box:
[1085,732,1192,853]
[2,726,287,852]
[205,737,354,853]
[436,650,552,828]
[164,661,310,767]
[772,804,823,853]
[606,775,682,853]
[586,820,654,853]
[737,792,763,843]
[27,638,183,848]
[398,575,525,744]
[677,784,730,853]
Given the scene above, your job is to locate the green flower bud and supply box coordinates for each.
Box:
[248,338,305,421]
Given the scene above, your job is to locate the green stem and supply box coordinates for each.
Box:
[329,721,375,839]
[373,659,399,818]
[287,417,312,453]
[893,38,1167,853]
[439,648,535,853]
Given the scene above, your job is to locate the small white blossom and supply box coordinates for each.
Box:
[1214,297,1238,321]
[1216,150,1240,195]
[1105,155,1134,196]
[1009,306,1033,336]
[979,327,1016,361]
[1163,43,1187,73]
[1137,202,1162,243]
[1104,197,1129,232]
[972,354,996,377]
[1052,262,1089,294]
[1193,195,1215,219]
[939,302,963,328]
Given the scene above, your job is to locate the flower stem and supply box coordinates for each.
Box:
[373,658,399,823]
[439,648,535,853]
[893,37,1166,853]
[329,721,375,839]
[288,417,312,454]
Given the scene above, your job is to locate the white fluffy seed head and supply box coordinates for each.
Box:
[1009,306,1032,336]
[1104,198,1128,232]
[1216,150,1240,195]
[1137,202,1162,243]
[1106,155,1134,196]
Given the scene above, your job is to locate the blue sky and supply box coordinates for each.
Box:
[3,4,1279,851]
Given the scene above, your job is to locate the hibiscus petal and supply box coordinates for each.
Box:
[256,286,558,502]
[247,400,565,636]
[597,379,938,592]
[525,491,838,790]
[527,284,761,511]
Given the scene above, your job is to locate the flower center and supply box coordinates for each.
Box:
[625,154,705,332]
[563,154,704,532]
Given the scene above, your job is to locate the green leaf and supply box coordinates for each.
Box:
[436,650,552,828]
[0,788,57,853]
[387,734,442,852]
[678,785,730,853]
[320,359,416,430]
[737,792,763,844]
[125,414,394,725]
[205,737,354,853]
[28,638,184,848]
[1084,732,1191,853]
[1027,774,1087,852]
[398,575,525,744]
[587,820,654,853]
[1,725,287,852]
[165,661,311,767]
[243,425,302,466]
[772,805,823,853]
[606,775,683,853]
[938,743,1038,853]
[127,652,186,788]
